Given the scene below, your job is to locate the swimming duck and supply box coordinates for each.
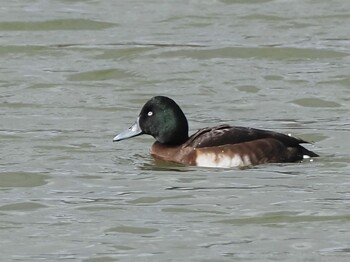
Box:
[113,96,318,168]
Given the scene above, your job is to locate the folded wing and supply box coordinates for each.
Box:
[185,124,312,149]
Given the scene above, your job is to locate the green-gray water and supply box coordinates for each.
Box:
[1,0,350,261]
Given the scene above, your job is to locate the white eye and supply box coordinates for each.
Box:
[147,111,153,117]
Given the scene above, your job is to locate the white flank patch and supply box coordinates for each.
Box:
[243,155,252,166]
[303,155,311,159]
[196,153,248,168]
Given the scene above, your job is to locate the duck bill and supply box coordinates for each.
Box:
[113,117,143,142]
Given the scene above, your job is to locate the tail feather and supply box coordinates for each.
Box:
[286,145,318,162]
[299,145,319,157]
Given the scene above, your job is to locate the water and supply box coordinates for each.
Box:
[1,0,350,261]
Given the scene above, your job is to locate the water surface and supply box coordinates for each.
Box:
[1,0,350,261]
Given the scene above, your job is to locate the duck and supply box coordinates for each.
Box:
[113,96,318,168]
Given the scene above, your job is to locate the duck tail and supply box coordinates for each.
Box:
[299,146,319,158]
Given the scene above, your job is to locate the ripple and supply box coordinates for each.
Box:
[221,0,272,4]
[291,98,341,108]
[83,257,119,262]
[264,75,284,81]
[68,68,137,81]
[162,207,227,215]
[0,19,116,31]
[242,14,285,21]
[0,202,47,211]
[236,85,260,93]
[320,246,350,255]
[127,195,193,204]
[319,76,350,87]
[106,225,159,234]
[215,212,350,225]
[94,47,155,60]
[156,47,348,60]
[0,102,44,109]
[0,45,48,56]
[0,172,49,188]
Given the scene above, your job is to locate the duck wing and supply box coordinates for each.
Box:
[184,124,308,148]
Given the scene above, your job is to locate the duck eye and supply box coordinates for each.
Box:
[147,111,153,117]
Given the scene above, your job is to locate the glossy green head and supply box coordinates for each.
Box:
[113,96,189,145]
